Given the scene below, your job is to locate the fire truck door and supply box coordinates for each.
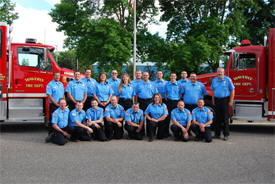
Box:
[12,47,52,93]
[229,52,258,98]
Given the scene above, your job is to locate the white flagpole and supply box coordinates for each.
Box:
[133,0,137,79]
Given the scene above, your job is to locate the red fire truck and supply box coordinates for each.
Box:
[0,22,76,124]
[197,28,275,122]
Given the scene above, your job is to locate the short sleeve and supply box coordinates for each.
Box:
[104,107,111,118]
[46,84,52,95]
[171,110,176,120]
[52,112,58,124]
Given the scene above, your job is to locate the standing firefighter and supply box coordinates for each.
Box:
[211,68,235,141]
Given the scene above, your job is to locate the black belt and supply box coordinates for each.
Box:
[214,96,229,100]
[138,98,152,101]
[119,98,132,100]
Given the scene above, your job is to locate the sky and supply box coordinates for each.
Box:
[11,0,167,51]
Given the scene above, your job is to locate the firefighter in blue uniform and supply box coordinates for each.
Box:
[45,71,65,140]
[191,98,213,142]
[164,73,182,138]
[118,73,135,111]
[81,68,97,111]
[182,72,207,112]
[86,99,107,141]
[124,103,144,140]
[136,72,158,111]
[211,67,235,141]
[107,69,121,97]
[145,93,168,142]
[154,71,167,101]
[50,98,70,145]
[68,101,94,141]
[94,72,113,109]
[66,71,87,110]
[104,96,125,140]
[178,71,190,87]
[170,100,192,142]
[131,69,143,102]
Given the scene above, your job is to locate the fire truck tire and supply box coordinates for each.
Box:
[204,100,216,131]
[44,117,49,128]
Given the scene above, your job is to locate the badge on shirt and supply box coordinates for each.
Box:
[72,113,76,116]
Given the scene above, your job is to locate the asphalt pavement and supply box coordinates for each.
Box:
[0,122,274,184]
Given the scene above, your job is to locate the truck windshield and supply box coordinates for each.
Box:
[232,53,256,69]
[17,47,52,71]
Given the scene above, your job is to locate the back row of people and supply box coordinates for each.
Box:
[46,68,235,144]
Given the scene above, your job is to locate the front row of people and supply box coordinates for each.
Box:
[47,94,213,146]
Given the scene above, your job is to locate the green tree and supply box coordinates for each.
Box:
[158,0,259,72]
[241,0,275,45]
[0,0,18,25]
[50,0,158,72]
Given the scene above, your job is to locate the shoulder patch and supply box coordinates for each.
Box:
[53,113,57,117]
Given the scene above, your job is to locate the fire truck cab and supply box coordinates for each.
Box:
[197,28,275,122]
[0,22,75,123]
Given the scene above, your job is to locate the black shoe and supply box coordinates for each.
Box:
[194,137,200,142]
[182,138,188,142]
[148,137,153,142]
[213,135,221,139]
[45,133,53,143]
[223,136,229,141]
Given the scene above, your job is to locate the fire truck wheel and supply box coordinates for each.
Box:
[44,117,49,128]
[205,101,216,131]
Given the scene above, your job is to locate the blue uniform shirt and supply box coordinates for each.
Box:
[86,107,104,121]
[69,108,86,127]
[104,103,124,119]
[136,80,158,99]
[46,80,64,103]
[96,82,113,102]
[66,80,87,101]
[107,78,121,96]
[51,107,70,128]
[145,103,168,119]
[154,79,167,99]
[171,108,192,127]
[211,76,235,98]
[165,81,182,100]
[132,79,142,93]
[178,79,190,87]
[182,81,207,105]
[192,107,213,127]
[81,77,97,97]
[118,83,136,99]
[125,108,144,124]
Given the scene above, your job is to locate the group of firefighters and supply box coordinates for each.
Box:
[45,68,235,146]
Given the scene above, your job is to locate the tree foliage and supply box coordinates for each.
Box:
[0,0,18,25]
[50,0,158,73]
[158,0,271,72]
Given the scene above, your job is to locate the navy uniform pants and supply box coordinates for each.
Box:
[214,97,230,137]
[84,96,95,111]
[104,121,124,140]
[147,119,166,139]
[170,124,189,142]
[124,123,143,140]
[191,124,212,142]
[89,123,107,141]
[51,127,70,146]
[118,98,133,111]
[68,126,92,141]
